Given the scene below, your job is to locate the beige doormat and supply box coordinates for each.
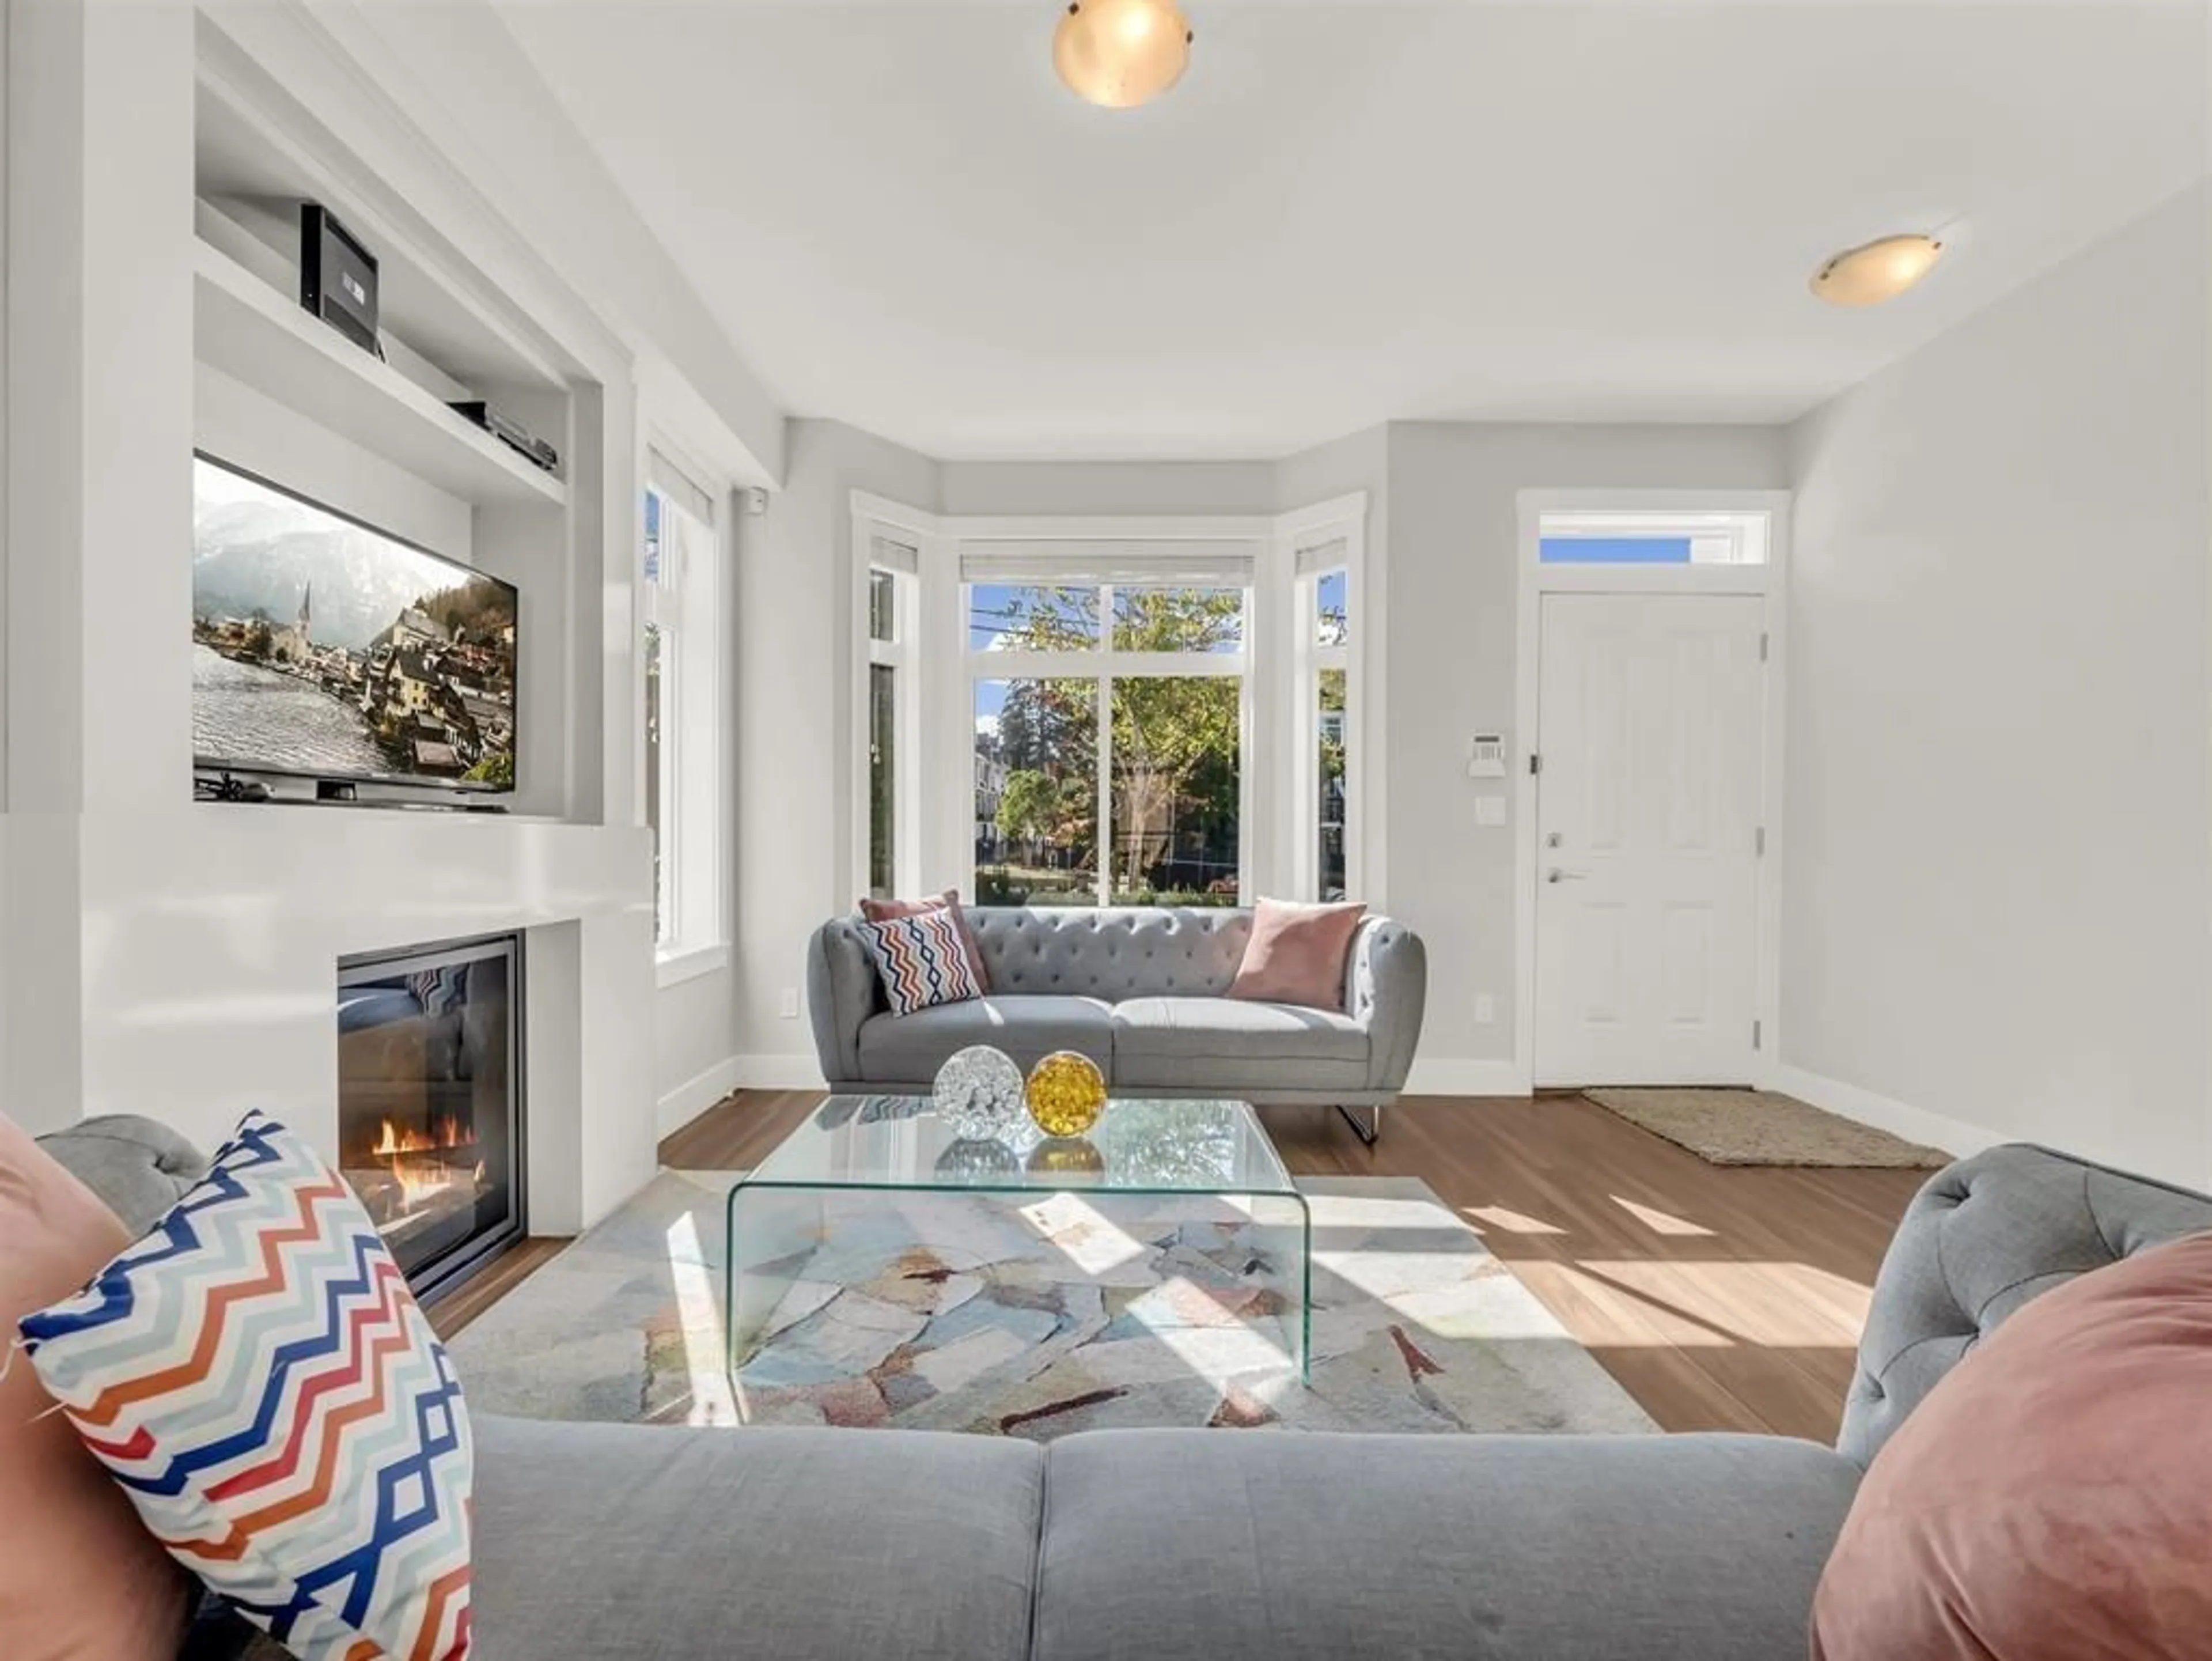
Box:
[1582,1088,1950,1168]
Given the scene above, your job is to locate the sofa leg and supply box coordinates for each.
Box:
[1336,1103,1381,1146]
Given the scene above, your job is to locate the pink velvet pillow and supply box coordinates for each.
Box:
[1,1114,193,1660]
[859,889,990,992]
[1226,899,1367,1011]
[1810,1229,2212,1661]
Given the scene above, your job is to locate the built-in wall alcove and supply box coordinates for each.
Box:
[0,9,662,1220]
[188,30,603,828]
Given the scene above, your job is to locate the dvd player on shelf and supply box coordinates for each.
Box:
[448,400,560,475]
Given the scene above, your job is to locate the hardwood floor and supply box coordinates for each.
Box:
[449,1089,1929,1441]
[426,1238,568,1344]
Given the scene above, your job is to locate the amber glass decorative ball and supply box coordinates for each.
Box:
[1025,1050,1107,1137]
[1026,1137,1105,1178]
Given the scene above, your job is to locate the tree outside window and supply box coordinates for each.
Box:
[973,583,1244,909]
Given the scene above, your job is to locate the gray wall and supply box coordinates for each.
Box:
[939,460,1278,518]
[1380,422,1790,1074]
[716,416,1787,1091]
[1783,184,2210,1186]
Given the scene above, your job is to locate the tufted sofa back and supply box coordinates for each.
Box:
[965,907,1254,1001]
[1840,1143,2212,1468]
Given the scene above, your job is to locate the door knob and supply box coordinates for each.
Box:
[1547,868,1588,884]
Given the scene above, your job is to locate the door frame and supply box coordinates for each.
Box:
[1512,489,1791,1094]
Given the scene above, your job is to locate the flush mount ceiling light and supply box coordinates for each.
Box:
[1054,0,1194,109]
[1810,234,1946,307]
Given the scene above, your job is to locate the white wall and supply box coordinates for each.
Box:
[1783,184,2210,1187]
[727,420,938,1081]
[197,368,475,561]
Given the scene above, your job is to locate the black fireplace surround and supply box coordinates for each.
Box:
[336,933,523,1301]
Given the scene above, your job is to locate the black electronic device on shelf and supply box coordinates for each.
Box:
[448,401,560,476]
[196,772,272,804]
[299,204,381,355]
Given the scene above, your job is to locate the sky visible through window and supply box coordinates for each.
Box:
[1539,536,1694,565]
[1317,569,1347,644]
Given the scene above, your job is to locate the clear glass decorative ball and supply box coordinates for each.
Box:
[935,1138,1022,1181]
[1026,1050,1108,1138]
[931,1045,1027,1142]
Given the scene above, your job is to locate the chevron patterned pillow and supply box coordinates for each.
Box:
[19,1111,473,1661]
[861,905,987,1016]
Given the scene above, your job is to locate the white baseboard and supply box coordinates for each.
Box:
[658,1056,829,1138]
[656,1057,743,1138]
[726,1054,830,1092]
[1771,1063,2007,1161]
[1402,1058,1528,1098]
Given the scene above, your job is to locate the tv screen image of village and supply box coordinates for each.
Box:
[191,458,517,790]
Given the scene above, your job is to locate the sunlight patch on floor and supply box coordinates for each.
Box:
[1570,1258,1872,1348]
[1458,1204,1568,1236]
[1608,1195,1718,1237]
[667,1209,740,1426]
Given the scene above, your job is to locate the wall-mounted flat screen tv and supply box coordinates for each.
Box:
[192,454,518,792]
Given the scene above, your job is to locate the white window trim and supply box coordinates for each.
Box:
[851,495,937,905]
[965,577,1256,908]
[645,433,732,973]
[1278,494,1374,906]
[1511,487,1791,1094]
[847,491,1380,913]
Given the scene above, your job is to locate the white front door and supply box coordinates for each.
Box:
[1534,592,1764,1087]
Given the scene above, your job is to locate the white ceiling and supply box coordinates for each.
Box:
[490,0,2206,459]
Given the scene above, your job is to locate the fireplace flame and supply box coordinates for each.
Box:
[370,1115,486,1219]
[372,1115,471,1157]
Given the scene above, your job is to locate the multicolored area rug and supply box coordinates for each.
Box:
[448,1170,1656,1440]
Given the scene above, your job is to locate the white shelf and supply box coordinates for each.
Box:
[192,238,568,510]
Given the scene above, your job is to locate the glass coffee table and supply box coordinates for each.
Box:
[725,1096,1311,1383]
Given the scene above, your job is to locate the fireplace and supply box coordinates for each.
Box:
[337,934,523,1301]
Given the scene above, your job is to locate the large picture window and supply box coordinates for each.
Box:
[971,575,1248,908]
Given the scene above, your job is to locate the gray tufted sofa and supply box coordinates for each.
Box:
[806,906,1427,1133]
[31,1122,2212,1660]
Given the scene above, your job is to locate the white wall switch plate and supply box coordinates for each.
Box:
[1474,993,1497,1026]
[1474,795,1507,827]
[779,988,800,1019]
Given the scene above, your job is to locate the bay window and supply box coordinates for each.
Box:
[851,491,1372,914]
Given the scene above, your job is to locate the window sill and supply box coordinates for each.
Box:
[656,942,730,990]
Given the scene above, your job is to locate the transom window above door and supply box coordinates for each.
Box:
[1539,510,1770,566]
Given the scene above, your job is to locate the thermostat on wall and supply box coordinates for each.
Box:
[1468,734,1508,779]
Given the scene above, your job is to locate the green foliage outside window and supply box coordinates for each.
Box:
[977,586,1241,906]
